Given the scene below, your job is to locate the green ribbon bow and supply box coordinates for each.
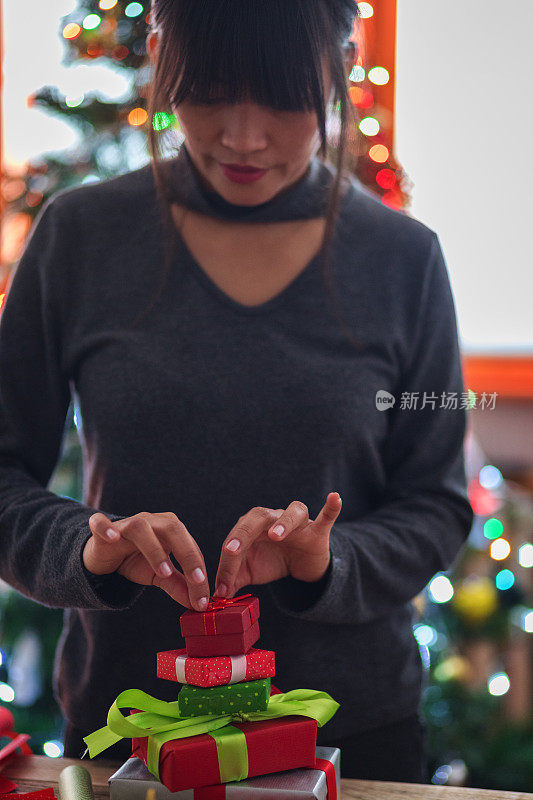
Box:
[83,688,339,783]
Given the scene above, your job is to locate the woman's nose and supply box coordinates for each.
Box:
[219,103,269,154]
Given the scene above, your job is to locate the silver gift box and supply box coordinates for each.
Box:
[108,746,341,800]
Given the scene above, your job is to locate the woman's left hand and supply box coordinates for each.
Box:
[213,493,342,598]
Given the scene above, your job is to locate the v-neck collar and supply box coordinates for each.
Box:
[175,231,325,315]
[161,143,352,314]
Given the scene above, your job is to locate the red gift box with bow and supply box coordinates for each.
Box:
[180,595,260,657]
[132,715,317,793]
[131,683,319,793]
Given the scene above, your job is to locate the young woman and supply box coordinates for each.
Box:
[0,0,473,783]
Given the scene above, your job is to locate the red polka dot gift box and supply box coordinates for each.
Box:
[156,647,275,688]
[179,595,260,657]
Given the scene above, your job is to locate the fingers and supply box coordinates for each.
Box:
[91,512,173,579]
[265,500,310,542]
[88,512,122,543]
[312,492,343,534]
[214,507,284,598]
[88,511,210,611]
[85,513,129,575]
[152,568,192,607]
[154,513,211,611]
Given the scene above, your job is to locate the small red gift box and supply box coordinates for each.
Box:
[157,647,275,687]
[132,715,317,793]
[180,595,260,657]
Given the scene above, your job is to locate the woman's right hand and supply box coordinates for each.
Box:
[83,511,210,611]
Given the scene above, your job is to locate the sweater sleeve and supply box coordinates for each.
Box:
[268,232,474,624]
[0,194,144,611]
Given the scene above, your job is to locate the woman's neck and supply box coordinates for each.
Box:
[165,143,347,224]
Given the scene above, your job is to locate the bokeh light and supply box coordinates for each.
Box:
[348,86,374,109]
[359,116,380,136]
[0,683,15,703]
[495,569,515,590]
[128,107,148,127]
[479,465,503,490]
[65,94,85,108]
[522,609,533,633]
[125,2,144,16]
[357,3,374,18]
[62,23,81,40]
[428,575,454,603]
[376,168,397,191]
[414,624,438,647]
[349,65,365,83]
[488,672,510,696]
[43,741,63,758]
[82,14,102,30]
[368,66,390,85]
[484,518,503,540]
[369,144,389,163]
[490,538,511,561]
[518,543,533,568]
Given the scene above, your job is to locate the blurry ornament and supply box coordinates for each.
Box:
[8,630,43,707]
[468,477,503,516]
[432,759,468,786]
[452,576,499,624]
[349,86,374,109]
[433,655,472,684]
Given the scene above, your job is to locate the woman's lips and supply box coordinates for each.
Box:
[220,163,268,184]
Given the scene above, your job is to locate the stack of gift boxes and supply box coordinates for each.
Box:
[108,594,341,800]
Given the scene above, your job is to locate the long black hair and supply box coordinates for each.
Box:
[133,0,362,348]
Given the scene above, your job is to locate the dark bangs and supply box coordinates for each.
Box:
[154,0,333,143]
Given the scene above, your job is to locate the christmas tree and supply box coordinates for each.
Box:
[416,428,533,790]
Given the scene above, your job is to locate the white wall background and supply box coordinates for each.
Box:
[2,0,131,164]
[4,2,532,353]
[395,0,533,354]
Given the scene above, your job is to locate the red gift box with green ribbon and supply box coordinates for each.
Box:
[133,714,317,792]
[180,595,260,657]
[82,686,339,794]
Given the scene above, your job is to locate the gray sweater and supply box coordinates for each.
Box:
[0,149,473,760]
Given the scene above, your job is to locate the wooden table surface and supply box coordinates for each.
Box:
[2,755,533,799]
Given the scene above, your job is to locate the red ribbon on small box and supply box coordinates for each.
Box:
[315,757,337,800]
[201,594,255,636]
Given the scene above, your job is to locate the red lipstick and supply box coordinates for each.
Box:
[220,163,268,184]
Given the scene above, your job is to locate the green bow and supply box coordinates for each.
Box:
[83,688,339,783]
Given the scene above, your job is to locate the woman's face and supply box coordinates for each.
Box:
[147,33,349,206]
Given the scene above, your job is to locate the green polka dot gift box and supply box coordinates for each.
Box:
[178,678,271,718]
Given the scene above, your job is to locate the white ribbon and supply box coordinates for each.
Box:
[228,655,247,683]
[175,654,188,683]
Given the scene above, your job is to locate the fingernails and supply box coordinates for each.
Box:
[197,597,208,611]
[191,567,205,584]
[159,561,173,577]
[215,583,228,598]
[226,539,240,552]
[270,525,285,538]
[105,528,120,541]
